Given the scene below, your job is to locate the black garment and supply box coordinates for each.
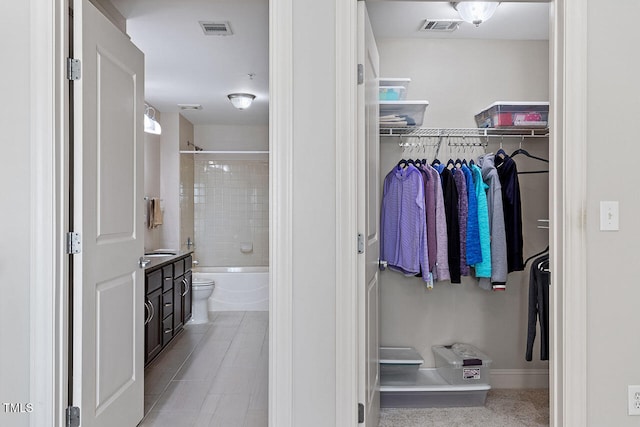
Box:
[495,154,524,272]
[526,254,550,361]
[439,168,460,283]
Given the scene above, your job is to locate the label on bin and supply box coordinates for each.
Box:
[463,368,481,380]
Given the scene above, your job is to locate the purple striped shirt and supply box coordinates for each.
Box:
[380,165,430,283]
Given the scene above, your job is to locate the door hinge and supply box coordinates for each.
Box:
[66,406,80,427]
[357,63,364,85]
[66,58,81,81]
[358,402,364,423]
[357,233,364,254]
[66,232,81,254]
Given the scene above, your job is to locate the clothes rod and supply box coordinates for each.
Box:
[179,150,269,154]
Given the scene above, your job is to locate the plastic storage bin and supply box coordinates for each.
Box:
[474,101,549,128]
[379,86,408,101]
[379,77,411,93]
[379,100,429,127]
[432,344,492,386]
[380,368,490,408]
[380,347,423,378]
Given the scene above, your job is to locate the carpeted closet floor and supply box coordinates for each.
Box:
[379,389,549,427]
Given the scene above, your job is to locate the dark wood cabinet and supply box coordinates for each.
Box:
[144,252,193,366]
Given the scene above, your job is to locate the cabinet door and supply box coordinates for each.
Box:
[173,277,184,332]
[145,287,163,364]
[183,271,192,323]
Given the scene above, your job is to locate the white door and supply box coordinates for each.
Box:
[357,3,380,426]
[71,1,145,426]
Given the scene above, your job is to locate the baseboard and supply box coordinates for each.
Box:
[490,369,549,389]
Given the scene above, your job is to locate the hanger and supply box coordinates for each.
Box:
[398,159,408,169]
[431,158,441,166]
[461,159,468,167]
[524,245,549,268]
[537,257,550,273]
[510,147,549,163]
[496,148,507,159]
[469,158,475,166]
[455,158,463,169]
[446,159,455,170]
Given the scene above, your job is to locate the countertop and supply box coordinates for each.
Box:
[144,250,194,271]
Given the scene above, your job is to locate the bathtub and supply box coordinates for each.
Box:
[193,266,269,311]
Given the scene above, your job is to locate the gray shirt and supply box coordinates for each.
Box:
[477,153,508,290]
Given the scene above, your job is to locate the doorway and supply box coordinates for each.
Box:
[78,0,270,425]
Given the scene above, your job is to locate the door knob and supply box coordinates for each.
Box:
[139,257,151,268]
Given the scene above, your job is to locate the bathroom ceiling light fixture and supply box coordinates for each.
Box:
[144,104,162,135]
[227,93,256,110]
[452,2,500,27]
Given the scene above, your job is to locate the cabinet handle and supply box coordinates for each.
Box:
[144,301,151,325]
[164,302,172,307]
[164,277,172,281]
[148,300,155,322]
[181,277,189,297]
[164,328,173,334]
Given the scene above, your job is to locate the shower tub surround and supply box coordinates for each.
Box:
[193,156,269,267]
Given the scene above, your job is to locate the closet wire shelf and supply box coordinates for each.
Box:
[380,127,549,139]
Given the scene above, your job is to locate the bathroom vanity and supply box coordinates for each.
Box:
[143,252,193,366]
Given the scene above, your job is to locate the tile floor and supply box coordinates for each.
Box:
[139,311,268,427]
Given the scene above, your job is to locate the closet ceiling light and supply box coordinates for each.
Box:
[452,2,500,27]
[144,105,162,135]
[227,93,256,110]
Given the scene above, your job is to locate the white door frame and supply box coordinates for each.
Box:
[30,0,68,426]
[30,0,588,425]
[550,0,588,425]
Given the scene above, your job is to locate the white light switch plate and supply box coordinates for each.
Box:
[600,201,619,231]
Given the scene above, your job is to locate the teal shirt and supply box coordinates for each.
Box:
[471,164,491,278]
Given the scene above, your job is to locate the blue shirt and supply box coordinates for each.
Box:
[462,164,482,265]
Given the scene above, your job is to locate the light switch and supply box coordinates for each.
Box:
[600,201,619,231]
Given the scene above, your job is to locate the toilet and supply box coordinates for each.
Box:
[190,278,215,324]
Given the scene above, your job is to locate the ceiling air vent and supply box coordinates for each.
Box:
[419,19,462,32]
[199,21,233,36]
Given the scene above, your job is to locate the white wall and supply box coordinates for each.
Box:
[288,0,337,424]
[586,1,640,424]
[158,112,194,250]
[377,38,550,377]
[144,109,163,250]
[178,114,194,251]
[194,124,269,151]
[0,2,31,426]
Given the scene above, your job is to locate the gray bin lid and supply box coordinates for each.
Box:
[380,347,424,365]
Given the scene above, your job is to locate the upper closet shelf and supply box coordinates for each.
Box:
[380,127,549,139]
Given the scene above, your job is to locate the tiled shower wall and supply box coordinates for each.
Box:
[193,156,269,267]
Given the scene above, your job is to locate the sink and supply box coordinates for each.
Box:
[144,249,177,257]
